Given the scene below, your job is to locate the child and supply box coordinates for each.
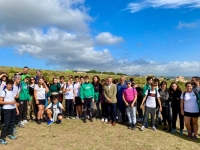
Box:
[101,79,108,122]
[45,95,65,125]
[74,76,82,119]
[0,80,19,145]
[122,80,138,130]
[140,82,162,131]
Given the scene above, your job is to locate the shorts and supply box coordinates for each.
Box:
[75,97,82,105]
[38,99,45,105]
[184,111,199,118]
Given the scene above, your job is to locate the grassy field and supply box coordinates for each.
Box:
[0,118,200,150]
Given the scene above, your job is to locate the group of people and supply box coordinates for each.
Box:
[0,66,200,145]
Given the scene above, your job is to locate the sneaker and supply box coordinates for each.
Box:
[187,133,192,138]
[0,139,8,145]
[13,127,17,135]
[171,129,176,134]
[193,135,198,140]
[76,116,79,119]
[145,123,148,128]
[66,117,69,120]
[22,120,28,124]
[168,128,172,132]
[37,120,41,124]
[128,123,132,129]
[17,122,25,128]
[141,126,145,131]
[90,118,93,122]
[152,126,157,131]
[101,118,105,122]
[179,130,183,135]
[104,118,108,123]
[47,120,53,125]
[131,124,136,130]
[70,117,75,120]
[162,127,168,131]
[8,135,17,140]
[57,120,61,124]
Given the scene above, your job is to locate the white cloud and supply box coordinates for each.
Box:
[95,32,124,45]
[126,0,200,13]
[177,21,200,29]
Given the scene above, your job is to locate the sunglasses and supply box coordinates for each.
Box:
[127,82,131,84]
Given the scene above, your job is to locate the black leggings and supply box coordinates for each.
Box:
[162,106,171,128]
[65,99,74,117]
[18,100,28,122]
[172,107,184,130]
[143,107,156,127]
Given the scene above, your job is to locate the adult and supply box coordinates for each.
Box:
[180,82,199,140]
[159,81,171,132]
[35,70,42,84]
[104,77,117,126]
[116,76,127,123]
[21,66,30,81]
[169,82,183,134]
[92,75,102,118]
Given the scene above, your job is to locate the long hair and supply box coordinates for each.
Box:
[92,75,100,84]
[168,82,181,94]
[38,77,46,88]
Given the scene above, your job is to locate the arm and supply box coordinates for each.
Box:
[34,90,39,104]
[122,93,128,106]
[44,83,49,93]
[91,84,94,101]
[103,88,111,102]
[157,97,162,112]
[0,97,16,105]
[180,98,184,115]
[140,96,147,109]
[80,85,84,102]
[110,85,117,101]
[15,103,19,115]
[131,95,137,107]
[142,85,147,97]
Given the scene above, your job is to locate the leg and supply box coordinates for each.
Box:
[7,109,16,136]
[87,98,92,119]
[179,112,184,130]
[70,99,74,117]
[172,107,177,130]
[150,108,156,127]
[126,105,132,124]
[137,101,143,118]
[22,100,28,121]
[0,109,11,139]
[111,103,117,123]
[18,100,24,122]
[192,117,198,136]
[184,116,192,133]
[57,115,63,121]
[37,105,43,120]
[142,107,150,126]
[46,109,52,120]
[65,100,69,117]
[161,106,167,127]
[83,98,88,122]
[107,103,111,122]
[40,105,45,119]
[132,106,137,125]
[96,99,100,117]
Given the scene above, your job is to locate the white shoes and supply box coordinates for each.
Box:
[141,126,145,131]
[101,118,108,122]
[101,118,105,122]
[22,120,28,124]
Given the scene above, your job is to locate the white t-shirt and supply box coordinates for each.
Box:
[74,82,80,97]
[34,84,46,100]
[59,82,66,94]
[13,84,21,97]
[145,90,160,108]
[0,81,6,94]
[65,84,74,100]
[47,102,63,114]
[180,91,199,113]
[0,89,16,109]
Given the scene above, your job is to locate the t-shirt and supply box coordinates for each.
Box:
[180,91,199,113]
[122,88,138,102]
[34,84,46,100]
[0,89,16,109]
[74,82,80,97]
[59,82,66,94]
[13,84,21,97]
[65,84,74,100]
[47,102,63,114]
[0,81,6,94]
[145,90,160,108]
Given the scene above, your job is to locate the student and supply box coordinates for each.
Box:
[159,81,172,132]
[140,82,162,131]
[45,95,65,125]
[18,76,31,126]
[48,78,61,101]
[103,77,117,126]
[34,77,49,124]
[59,76,65,103]
[122,80,138,130]
[62,77,75,119]
[29,77,36,121]
[101,79,108,122]
[92,75,102,118]
[80,76,94,123]
[0,80,19,145]
[117,76,127,123]
[74,76,82,119]
[136,85,143,122]
[180,82,199,140]
[169,82,183,134]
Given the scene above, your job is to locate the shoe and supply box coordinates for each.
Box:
[112,122,116,126]
[76,116,79,119]
[66,117,69,120]
[171,129,176,134]
[168,128,172,132]
[13,127,17,135]
[22,120,28,124]
[83,119,86,123]
[0,139,8,145]
[17,122,25,128]
[104,118,108,123]
[8,135,17,140]
[131,124,136,130]
[141,126,145,131]
[57,120,61,124]
[152,126,157,131]
[37,120,41,124]
[179,130,183,135]
[90,118,93,122]
[106,121,112,124]
[145,123,148,128]
[101,118,105,122]
[47,120,53,125]
[128,123,132,129]
[187,133,192,138]
[162,127,168,131]
[87,115,89,119]
[193,135,198,140]
[70,117,75,120]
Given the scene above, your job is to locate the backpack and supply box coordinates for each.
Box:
[51,102,62,113]
[145,89,159,106]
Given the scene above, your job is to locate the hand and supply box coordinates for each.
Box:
[48,97,50,101]
[159,107,162,112]
[125,102,129,106]
[10,101,16,105]
[36,100,39,105]
[73,99,75,103]
[181,110,184,115]
[92,99,94,102]
[140,105,143,109]
[82,100,84,103]
[131,103,134,107]
[16,109,19,115]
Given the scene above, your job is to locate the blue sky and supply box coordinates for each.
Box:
[0,0,200,76]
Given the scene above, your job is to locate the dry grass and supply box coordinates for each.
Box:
[1,119,200,150]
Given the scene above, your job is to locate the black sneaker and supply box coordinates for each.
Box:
[83,119,86,123]
[37,120,41,124]
[90,118,93,122]
[162,127,168,131]
[128,123,132,129]
[168,128,172,132]
[131,124,136,130]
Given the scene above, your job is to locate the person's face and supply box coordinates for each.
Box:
[53,79,58,84]
[107,78,112,85]
[186,84,193,92]
[148,79,153,85]
[23,68,28,74]
[94,77,98,83]
[53,99,58,104]
[12,78,15,82]
[101,81,105,85]
[127,82,131,87]
[161,83,167,89]
[39,79,44,84]
[75,78,79,83]
[2,76,6,81]
[24,78,29,83]
[151,86,156,90]
[7,84,13,91]
[30,78,35,84]
[80,78,84,83]
[120,77,125,84]
[85,78,89,83]
[15,78,21,84]
[36,71,41,76]
[60,78,65,83]
[191,78,198,86]
[69,78,73,84]
[172,83,177,91]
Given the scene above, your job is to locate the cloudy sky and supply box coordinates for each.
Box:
[0,0,200,76]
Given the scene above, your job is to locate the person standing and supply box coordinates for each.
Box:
[21,66,30,81]
[35,70,42,84]
[74,76,82,119]
[104,77,117,126]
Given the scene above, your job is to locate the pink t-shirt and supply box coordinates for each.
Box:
[123,88,138,102]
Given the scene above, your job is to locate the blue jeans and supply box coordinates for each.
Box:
[107,103,117,122]
[126,105,136,124]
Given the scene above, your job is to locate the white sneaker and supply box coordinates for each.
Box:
[22,120,28,124]
[87,115,89,119]
[104,118,108,123]
[101,118,105,122]
[20,121,25,125]
[152,126,157,131]
[141,126,145,131]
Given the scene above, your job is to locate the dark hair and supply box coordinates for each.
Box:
[101,79,105,82]
[130,78,134,82]
[75,76,79,79]
[160,81,167,87]
[113,79,118,84]
[92,75,100,84]
[6,79,14,85]
[151,82,158,87]
[84,75,89,79]
[0,75,8,81]
[192,76,200,81]
[154,78,160,85]
[185,82,192,87]
[146,76,153,82]
[80,76,84,79]
[59,76,65,80]
[169,82,181,93]
[24,66,28,69]
[51,94,59,101]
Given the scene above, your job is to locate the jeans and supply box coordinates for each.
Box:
[95,99,100,117]
[1,109,16,139]
[101,102,108,118]
[137,101,143,118]
[83,98,92,120]
[65,99,74,117]
[162,106,172,128]
[143,106,156,127]
[126,105,136,124]
[172,107,184,130]
[107,103,117,122]
[117,103,126,122]
[18,100,28,122]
